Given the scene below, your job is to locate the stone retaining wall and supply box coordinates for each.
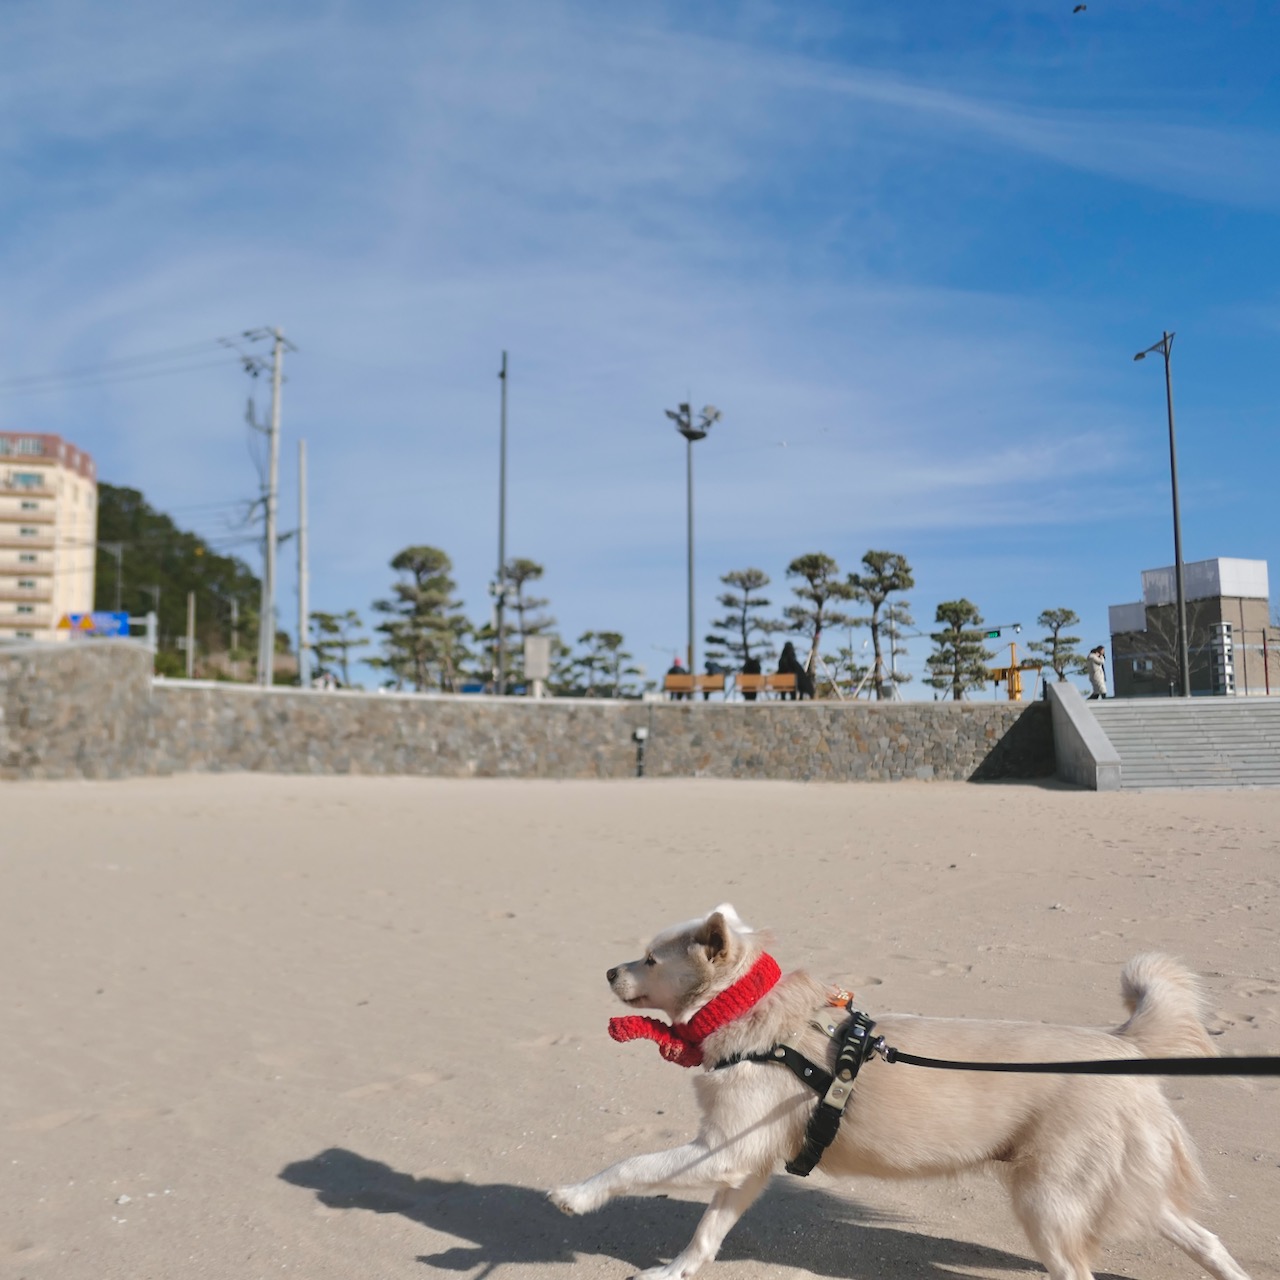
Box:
[1,639,1055,782]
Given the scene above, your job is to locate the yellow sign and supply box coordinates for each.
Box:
[57,614,73,630]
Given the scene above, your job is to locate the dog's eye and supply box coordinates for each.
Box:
[644,954,657,967]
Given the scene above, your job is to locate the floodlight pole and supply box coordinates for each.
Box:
[666,402,719,676]
[495,351,508,695]
[686,430,695,674]
[1135,332,1190,698]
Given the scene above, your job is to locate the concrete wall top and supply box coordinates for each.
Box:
[3,639,1057,783]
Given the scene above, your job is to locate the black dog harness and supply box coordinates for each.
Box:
[715,1005,878,1177]
[715,1005,1280,1179]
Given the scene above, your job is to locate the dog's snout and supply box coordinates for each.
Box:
[606,966,619,984]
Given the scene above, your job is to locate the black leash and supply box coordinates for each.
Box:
[881,1047,1280,1075]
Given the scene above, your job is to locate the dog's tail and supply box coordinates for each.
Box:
[1114,953,1217,1059]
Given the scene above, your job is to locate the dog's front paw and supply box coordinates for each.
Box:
[549,1182,605,1216]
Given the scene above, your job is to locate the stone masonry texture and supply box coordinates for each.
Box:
[1,640,1055,782]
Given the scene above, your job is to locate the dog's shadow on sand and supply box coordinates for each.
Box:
[280,1147,1100,1278]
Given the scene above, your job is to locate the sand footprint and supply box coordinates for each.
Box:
[343,1070,447,1099]
[12,1109,83,1132]
[515,1032,581,1049]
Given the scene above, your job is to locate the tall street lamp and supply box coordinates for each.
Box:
[664,401,722,675]
[493,350,509,695]
[1134,332,1191,698]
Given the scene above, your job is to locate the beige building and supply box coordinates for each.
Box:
[0,432,97,643]
[1108,557,1280,697]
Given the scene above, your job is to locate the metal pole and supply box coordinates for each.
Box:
[686,431,695,674]
[258,328,284,686]
[143,585,160,650]
[495,351,508,695]
[186,591,195,679]
[1239,603,1249,695]
[297,438,311,689]
[103,542,124,611]
[230,598,239,680]
[1162,333,1191,698]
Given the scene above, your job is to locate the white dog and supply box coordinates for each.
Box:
[550,904,1250,1280]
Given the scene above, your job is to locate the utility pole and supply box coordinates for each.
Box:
[494,351,508,695]
[297,438,311,689]
[230,597,240,680]
[186,591,196,679]
[98,542,124,611]
[257,328,286,687]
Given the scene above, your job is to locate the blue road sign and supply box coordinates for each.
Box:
[59,611,130,636]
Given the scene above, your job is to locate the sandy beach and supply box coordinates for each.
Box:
[2,775,1277,1279]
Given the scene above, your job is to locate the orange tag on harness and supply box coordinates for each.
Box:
[827,987,855,1007]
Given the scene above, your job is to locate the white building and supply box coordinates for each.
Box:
[0,432,97,642]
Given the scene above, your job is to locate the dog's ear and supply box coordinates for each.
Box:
[695,910,731,963]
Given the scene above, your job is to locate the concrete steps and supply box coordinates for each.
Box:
[1090,698,1280,788]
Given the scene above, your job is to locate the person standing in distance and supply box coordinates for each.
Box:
[1086,645,1108,700]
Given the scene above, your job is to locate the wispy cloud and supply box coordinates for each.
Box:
[773,61,1280,209]
[1,1,1275,685]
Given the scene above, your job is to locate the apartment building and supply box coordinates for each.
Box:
[0,432,97,642]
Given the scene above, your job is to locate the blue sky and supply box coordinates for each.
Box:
[2,1,1277,693]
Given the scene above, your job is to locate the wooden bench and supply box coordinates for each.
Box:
[734,673,797,699]
[662,674,727,699]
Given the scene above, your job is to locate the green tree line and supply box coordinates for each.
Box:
[91,485,1088,698]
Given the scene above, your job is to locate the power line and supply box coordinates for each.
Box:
[0,338,227,386]
[0,330,285,396]
[0,355,242,396]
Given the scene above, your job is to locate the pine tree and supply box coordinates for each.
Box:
[505,558,555,643]
[925,599,994,701]
[848,550,915,700]
[705,568,780,667]
[372,546,470,691]
[1028,608,1083,682]
[596,631,639,697]
[564,631,639,697]
[503,557,555,682]
[309,609,368,687]
[882,601,915,691]
[783,553,854,673]
[822,643,870,696]
[546,635,578,696]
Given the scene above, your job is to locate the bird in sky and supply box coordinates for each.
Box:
[1073,4,1087,11]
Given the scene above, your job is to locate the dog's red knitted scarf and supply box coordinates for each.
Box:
[608,953,782,1068]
